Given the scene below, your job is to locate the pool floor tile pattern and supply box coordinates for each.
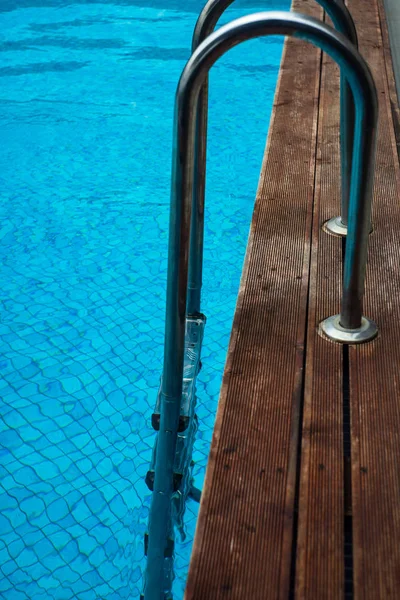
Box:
[0,1,287,598]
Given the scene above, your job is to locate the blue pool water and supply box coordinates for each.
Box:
[0,1,288,598]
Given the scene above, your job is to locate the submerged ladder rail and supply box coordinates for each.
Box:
[188,0,358,315]
[143,11,378,600]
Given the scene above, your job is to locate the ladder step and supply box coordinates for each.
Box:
[146,415,198,493]
[151,315,206,432]
[144,315,205,598]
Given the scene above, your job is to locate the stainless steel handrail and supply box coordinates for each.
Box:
[144,11,378,599]
[187,0,358,316]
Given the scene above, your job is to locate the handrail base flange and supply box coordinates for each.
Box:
[319,314,378,344]
[323,215,373,237]
[323,215,348,237]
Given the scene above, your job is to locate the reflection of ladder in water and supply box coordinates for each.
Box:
[142,0,378,598]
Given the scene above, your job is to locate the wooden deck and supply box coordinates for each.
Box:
[185,0,400,598]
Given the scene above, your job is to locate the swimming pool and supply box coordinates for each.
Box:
[0,1,288,598]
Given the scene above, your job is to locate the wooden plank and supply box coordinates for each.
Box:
[295,44,345,598]
[348,0,400,597]
[185,1,322,597]
[378,0,400,153]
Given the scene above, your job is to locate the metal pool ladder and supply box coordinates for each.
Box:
[142,9,378,600]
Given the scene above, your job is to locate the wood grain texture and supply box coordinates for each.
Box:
[186,1,400,598]
[185,0,322,597]
[296,43,344,599]
[348,0,400,597]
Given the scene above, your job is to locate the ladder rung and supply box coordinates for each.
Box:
[151,315,206,431]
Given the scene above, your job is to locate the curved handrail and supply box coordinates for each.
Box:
[187,0,358,315]
[193,0,357,48]
[144,12,377,599]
